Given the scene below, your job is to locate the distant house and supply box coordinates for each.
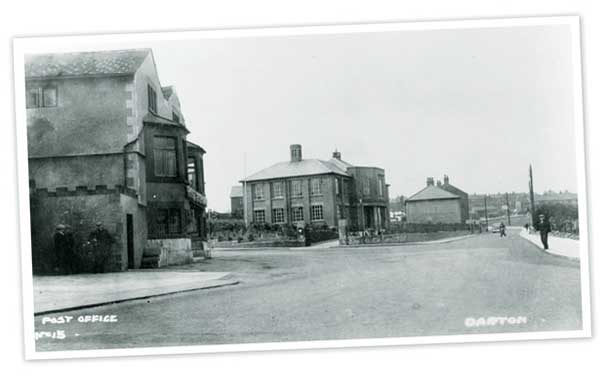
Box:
[230,185,244,217]
[26,49,207,273]
[535,191,578,206]
[405,176,469,224]
[241,144,389,230]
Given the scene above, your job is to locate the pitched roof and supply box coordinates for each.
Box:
[406,185,460,202]
[25,49,151,78]
[243,159,350,182]
[328,157,354,171]
[230,186,243,198]
[187,140,206,153]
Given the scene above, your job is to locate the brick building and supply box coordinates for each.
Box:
[241,145,389,231]
[26,49,207,273]
[405,176,469,224]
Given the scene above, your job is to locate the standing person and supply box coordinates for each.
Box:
[89,222,115,273]
[53,224,69,274]
[535,214,551,250]
[499,222,507,237]
[63,224,76,274]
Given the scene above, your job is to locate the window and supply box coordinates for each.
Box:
[172,111,180,123]
[254,184,264,200]
[363,178,371,195]
[156,208,181,236]
[335,178,340,195]
[291,206,304,222]
[291,180,303,197]
[337,206,342,220]
[253,209,266,223]
[187,157,197,188]
[311,178,322,196]
[311,204,324,221]
[272,182,284,198]
[148,84,157,113]
[42,87,57,107]
[272,208,285,224]
[26,88,40,108]
[378,178,384,197]
[26,87,57,108]
[153,136,177,177]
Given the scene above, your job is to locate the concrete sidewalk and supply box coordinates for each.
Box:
[519,229,580,261]
[33,271,237,315]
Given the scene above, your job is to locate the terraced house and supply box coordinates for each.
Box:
[241,145,390,231]
[26,48,207,273]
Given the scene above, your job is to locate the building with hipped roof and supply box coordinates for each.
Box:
[26,48,207,273]
[241,145,389,231]
[405,176,469,224]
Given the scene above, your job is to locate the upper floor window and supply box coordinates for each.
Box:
[335,178,340,195]
[148,84,157,113]
[363,177,371,196]
[272,182,284,198]
[172,111,180,123]
[254,184,264,200]
[187,157,197,188]
[26,87,57,108]
[378,177,384,197]
[311,178,322,196]
[291,180,303,197]
[153,136,177,177]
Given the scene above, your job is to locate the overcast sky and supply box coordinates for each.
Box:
[32,24,581,212]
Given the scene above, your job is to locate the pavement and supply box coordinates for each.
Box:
[34,229,582,352]
[519,229,580,261]
[33,271,237,315]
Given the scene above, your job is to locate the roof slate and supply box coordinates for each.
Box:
[25,49,151,78]
[406,185,460,202]
[243,159,350,182]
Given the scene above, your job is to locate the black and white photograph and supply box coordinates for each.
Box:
[12,16,590,360]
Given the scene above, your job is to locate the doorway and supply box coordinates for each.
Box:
[126,214,134,269]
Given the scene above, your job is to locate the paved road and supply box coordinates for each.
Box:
[34,229,583,352]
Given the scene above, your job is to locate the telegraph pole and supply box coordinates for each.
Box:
[243,153,248,227]
[529,164,536,228]
[505,192,511,226]
[484,195,489,229]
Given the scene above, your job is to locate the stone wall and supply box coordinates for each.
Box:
[26,76,130,157]
[30,190,124,274]
[146,238,192,266]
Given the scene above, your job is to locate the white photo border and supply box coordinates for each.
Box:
[12,15,591,360]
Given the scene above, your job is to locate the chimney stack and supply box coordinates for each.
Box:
[444,174,450,185]
[290,144,302,162]
[332,150,341,160]
[426,177,435,186]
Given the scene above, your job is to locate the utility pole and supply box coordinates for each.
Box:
[484,195,489,229]
[529,164,535,228]
[505,192,511,226]
[243,153,248,228]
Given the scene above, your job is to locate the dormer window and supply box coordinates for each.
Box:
[26,86,57,108]
[172,111,180,123]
